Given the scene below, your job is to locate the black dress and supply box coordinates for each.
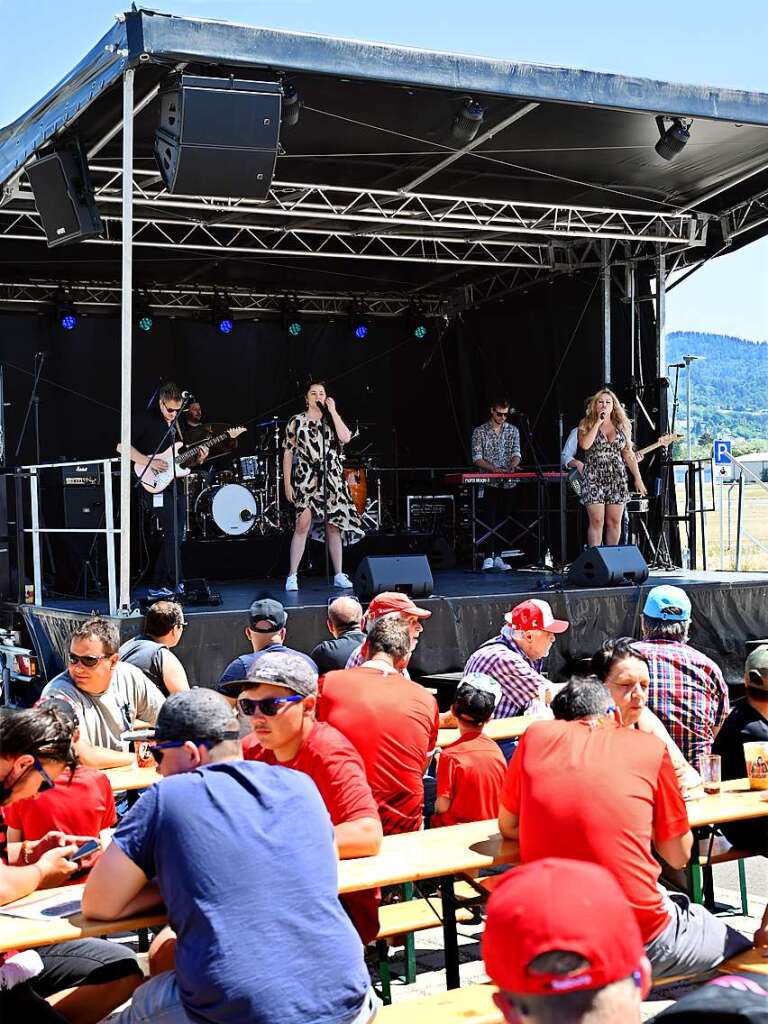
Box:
[284,413,364,545]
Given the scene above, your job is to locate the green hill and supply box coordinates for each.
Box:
[666,332,768,449]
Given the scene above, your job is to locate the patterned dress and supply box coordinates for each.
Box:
[580,428,630,506]
[284,413,364,545]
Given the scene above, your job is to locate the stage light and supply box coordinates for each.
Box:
[288,320,303,336]
[413,323,428,339]
[136,296,154,332]
[138,315,154,331]
[217,317,234,334]
[60,310,77,330]
[282,84,302,127]
[354,323,368,339]
[212,294,234,334]
[655,116,691,161]
[452,98,485,144]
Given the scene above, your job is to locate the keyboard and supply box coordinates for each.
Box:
[444,471,567,485]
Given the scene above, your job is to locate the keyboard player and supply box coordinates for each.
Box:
[470,397,521,570]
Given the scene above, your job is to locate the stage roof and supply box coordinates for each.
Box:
[1,7,767,316]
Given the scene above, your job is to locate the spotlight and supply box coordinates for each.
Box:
[211,295,234,334]
[452,98,485,144]
[654,116,691,161]
[282,84,302,127]
[60,309,77,330]
[136,295,154,332]
[413,323,428,340]
[288,320,303,337]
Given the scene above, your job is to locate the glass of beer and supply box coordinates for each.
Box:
[701,754,721,795]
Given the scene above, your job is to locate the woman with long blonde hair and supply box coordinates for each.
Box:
[577,388,646,546]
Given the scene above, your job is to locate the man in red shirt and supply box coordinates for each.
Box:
[221,651,383,942]
[498,677,751,980]
[320,617,440,835]
[431,673,506,828]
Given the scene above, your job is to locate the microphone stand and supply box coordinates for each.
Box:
[517,412,552,569]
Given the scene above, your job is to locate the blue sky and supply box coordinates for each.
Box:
[1,0,766,341]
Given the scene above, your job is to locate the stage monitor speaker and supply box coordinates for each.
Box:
[353,555,434,601]
[567,544,649,588]
[154,75,281,199]
[26,140,103,248]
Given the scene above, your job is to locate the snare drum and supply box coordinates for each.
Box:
[195,483,259,536]
[343,466,367,516]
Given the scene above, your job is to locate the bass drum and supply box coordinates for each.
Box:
[196,483,259,536]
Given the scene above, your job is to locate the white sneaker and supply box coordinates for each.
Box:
[333,572,354,589]
[285,573,298,592]
[481,557,494,571]
[493,556,512,571]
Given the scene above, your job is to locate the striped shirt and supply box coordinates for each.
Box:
[463,629,545,719]
[636,638,730,772]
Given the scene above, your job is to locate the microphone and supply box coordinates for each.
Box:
[181,391,195,401]
[599,412,607,421]
[668,362,686,369]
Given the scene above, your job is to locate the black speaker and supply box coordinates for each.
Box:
[567,545,649,587]
[26,141,103,247]
[154,75,281,199]
[353,555,434,600]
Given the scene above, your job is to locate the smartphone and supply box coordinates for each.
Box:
[71,839,100,862]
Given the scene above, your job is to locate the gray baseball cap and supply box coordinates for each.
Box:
[746,645,768,690]
[124,689,240,744]
[242,651,318,697]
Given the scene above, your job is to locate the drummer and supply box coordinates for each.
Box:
[182,401,238,477]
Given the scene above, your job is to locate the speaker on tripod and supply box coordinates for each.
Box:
[567,545,649,588]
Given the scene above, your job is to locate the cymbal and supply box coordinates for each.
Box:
[254,419,288,427]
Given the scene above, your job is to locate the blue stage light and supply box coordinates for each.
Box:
[60,312,77,330]
[414,324,428,339]
[218,317,234,334]
[354,324,368,339]
[138,314,154,332]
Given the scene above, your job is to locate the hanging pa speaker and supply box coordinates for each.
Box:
[567,545,649,588]
[154,75,282,199]
[353,555,434,601]
[26,140,103,248]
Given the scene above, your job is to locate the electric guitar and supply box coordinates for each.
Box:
[568,431,683,498]
[136,427,246,494]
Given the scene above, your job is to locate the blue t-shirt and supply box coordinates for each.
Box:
[218,643,318,686]
[113,760,369,1024]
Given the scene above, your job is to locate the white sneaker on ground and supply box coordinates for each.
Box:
[285,573,298,592]
[481,557,494,571]
[334,572,354,589]
[493,556,512,571]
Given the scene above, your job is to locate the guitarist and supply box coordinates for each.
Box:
[125,381,208,599]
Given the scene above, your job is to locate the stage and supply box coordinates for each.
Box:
[11,566,768,692]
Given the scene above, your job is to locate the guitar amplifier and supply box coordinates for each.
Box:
[62,464,104,530]
[406,494,455,544]
[61,463,102,487]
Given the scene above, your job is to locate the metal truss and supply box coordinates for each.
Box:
[720,187,768,242]
[0,280,451,319]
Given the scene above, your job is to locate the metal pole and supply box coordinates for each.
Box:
[626,261,636,380]
[718,469,725,570]
[655,250,666,377]
[103,459,117,615]
[30,468,41,604]
[686,363,693,459]
[735,475,744,570]
[601,240,611,383]
[118,67,134,614]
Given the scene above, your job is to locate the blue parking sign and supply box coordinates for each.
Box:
[713,440,731,465]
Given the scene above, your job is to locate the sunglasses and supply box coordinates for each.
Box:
[236,694,304,717]
[69,651,109,668]
[149,738,218,765]
[33,758,56,792]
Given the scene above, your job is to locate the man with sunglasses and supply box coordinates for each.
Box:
[221,652,383,942]
[85,688,377,1024]
[471,396,521,571]
[43,617,165,770]
[122,380,208,599]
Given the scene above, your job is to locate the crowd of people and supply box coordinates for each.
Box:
[0,581,766,1022]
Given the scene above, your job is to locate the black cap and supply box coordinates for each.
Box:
[248,598,287,633]
[144,689,240,744]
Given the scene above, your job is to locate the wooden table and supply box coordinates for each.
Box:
[686,779,768,829]
[437,716,535,748]
[104,765,162,792]
[0,818,518,991]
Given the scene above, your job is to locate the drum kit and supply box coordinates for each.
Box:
[182,417,385,539]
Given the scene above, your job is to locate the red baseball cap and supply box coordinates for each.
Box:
[505,598,569,634]
[483,858,643,996]
[363,591,431,629]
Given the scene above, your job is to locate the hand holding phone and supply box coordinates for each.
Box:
[71,839,100,862]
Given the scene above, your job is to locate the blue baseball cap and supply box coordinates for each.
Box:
[643,585,691,621]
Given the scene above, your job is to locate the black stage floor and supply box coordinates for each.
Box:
[12,567,768,690]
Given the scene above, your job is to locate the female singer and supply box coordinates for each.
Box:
[578,388,646,547]
[282,381,364,592]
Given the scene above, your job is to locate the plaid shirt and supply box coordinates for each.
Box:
[463,630,545,719]
[635,639,730,772]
